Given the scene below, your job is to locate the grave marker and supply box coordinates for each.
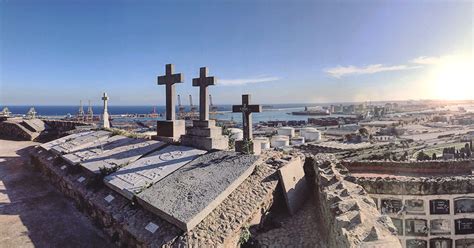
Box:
[145,222,159,233]
[181,67,228,150]
[156,64,185,141]
[232,94,262,154]
[102,92,110,128]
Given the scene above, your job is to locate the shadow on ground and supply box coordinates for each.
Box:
[0,140,114,248]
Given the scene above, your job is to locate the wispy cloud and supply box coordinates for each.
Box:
[325,64,420,78]
[219,76,280,86]
[410,56,443,65]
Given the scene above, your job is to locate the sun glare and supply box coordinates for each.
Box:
[432,54,474,100]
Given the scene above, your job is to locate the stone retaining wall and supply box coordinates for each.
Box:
[30,146,281,247]
[356,175,474,195]
[343,160,474,176]
[304,155,401,248]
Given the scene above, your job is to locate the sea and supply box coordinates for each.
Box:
[1,104,345,123]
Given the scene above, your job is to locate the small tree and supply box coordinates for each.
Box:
[432,153,437,160]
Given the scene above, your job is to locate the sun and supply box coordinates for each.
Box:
[431,54,474,100]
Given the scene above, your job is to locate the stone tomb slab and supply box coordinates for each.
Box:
[21,119,47,132]
[137,151,259,231]
[104,145,206,199]
[50,130,111,155]
[40,131,94,151]
[80,139,165,174]
[277,157,309,215]
[61,135,132,165]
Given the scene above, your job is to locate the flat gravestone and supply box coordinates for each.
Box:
[50,130,111,155]
[22,119,47,132]
[104,145,206,199]
[61,135,131,165]
[137,151,259,231]
[40,131,94,151]
[277,157,309,215]
[80,139,165,174]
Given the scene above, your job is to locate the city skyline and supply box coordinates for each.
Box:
[1,0,472,105]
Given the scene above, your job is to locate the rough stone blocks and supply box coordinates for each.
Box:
[137,151,259,231]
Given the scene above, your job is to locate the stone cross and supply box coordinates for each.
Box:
[157,64,184,120]
[102,92,110,128]
[192,67,216,121]
[232,94,262,141]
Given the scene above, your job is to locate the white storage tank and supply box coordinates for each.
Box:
[299,127,317,137]
[254,136,270,150]
[303,130,321,142]
[291,136,305,145]
[228,128,244,141]
[277,127,295,138]
[271,135,290,148]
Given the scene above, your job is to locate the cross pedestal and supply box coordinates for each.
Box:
[232,94,262,155]
[181,67,228,150]
[155,64,185,142]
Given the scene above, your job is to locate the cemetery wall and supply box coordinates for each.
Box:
[343,160,474,176]
[304,155,401,248]
[356,175,474,195]
[42,119,90,132]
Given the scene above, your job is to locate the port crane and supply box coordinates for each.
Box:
[189,95,197,117]
[177,94,185,119]
[209,94,218,117]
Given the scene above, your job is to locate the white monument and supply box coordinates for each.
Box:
[102,92,110,128]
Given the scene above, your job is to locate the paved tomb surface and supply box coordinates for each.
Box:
[40,131,94,151]
[50,130,111,155]
[79,139,165,174]
[137,151,259,231]
[105,145,206,199]
[61,135,131,165]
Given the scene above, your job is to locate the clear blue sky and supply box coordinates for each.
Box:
[1,0,472,105]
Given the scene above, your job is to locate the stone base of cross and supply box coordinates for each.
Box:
[155,120,186,142]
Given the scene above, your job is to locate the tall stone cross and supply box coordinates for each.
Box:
[192,67,216,121]
[232,94,262,141]
[157,64,184,120]
[102,92,110,128]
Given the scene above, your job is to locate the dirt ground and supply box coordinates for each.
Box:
[0,139,113,248]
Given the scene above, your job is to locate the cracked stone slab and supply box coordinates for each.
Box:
[278,157,309,215]
[61,135,132,165]
[104,145,206,199]
[50,131,111,155]
[79,139,165,174]
[137,151,259,231]
[40,131,94,151]
[21,119,47,132]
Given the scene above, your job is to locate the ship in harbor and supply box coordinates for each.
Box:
[290,106,330,116]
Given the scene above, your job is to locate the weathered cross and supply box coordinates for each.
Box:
[102,92,109,112]
[157,64,184,120]
[232,94,262,141]
[192,67,216,121]
[102,92,110,128]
